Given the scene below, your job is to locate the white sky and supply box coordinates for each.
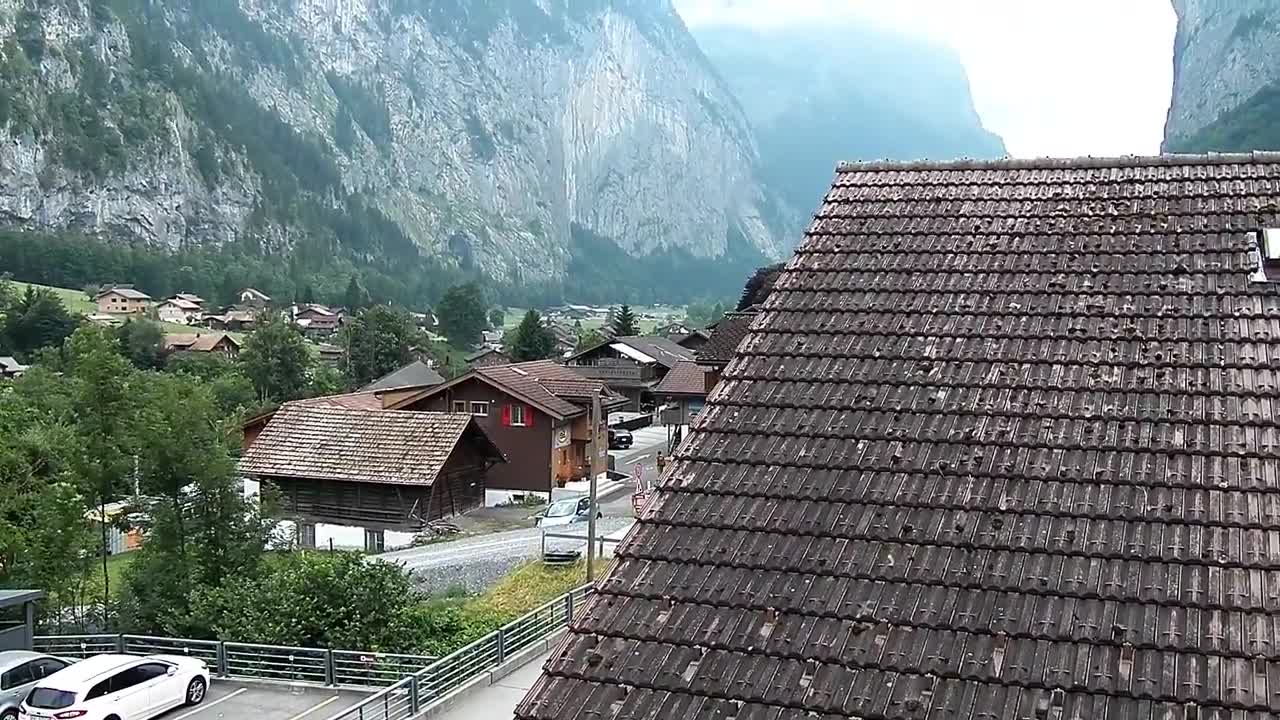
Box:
[675,0,1179,158]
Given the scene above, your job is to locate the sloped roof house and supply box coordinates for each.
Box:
[517,153,1280,719]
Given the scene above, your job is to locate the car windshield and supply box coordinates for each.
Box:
[27,687,77,709]
[545,499,581,518]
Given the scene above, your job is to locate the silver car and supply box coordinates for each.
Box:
[0,652,70,720]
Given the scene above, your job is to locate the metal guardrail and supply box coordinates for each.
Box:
[323,583,592,720]
[32,634,436,689]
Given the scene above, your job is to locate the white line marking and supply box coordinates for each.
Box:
[172,686,247,720]
[287,695,342,720]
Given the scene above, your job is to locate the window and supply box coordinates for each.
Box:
[510,404,527,426]
[27,687,77,709]
[1,661,34,690]
[470,401,489,417]
[31,658,69,680]
[452,401,467,414]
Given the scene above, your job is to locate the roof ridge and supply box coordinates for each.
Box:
[835,151,1280,174]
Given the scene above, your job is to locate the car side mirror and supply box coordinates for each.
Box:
[166,666,178,676]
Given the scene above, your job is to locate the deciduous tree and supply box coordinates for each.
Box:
[238,316,313,403]
[341,306,417,385]
[436,282,488,348]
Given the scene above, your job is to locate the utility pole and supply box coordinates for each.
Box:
[587,387,601,581]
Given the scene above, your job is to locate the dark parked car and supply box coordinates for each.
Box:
[608,428,633,450]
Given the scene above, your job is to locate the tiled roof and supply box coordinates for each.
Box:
[362,359,445,392]
[291,390,384,411]
[465,347,507,362]
[97,287,151,300]
[160,298,201,311]
[694,311,757,366]
[162,333,238,352]
[615,336,695,369]
[516,153,1280,719]
[477,361,624,418]
[239,405,499,485]
[651,360,706,397]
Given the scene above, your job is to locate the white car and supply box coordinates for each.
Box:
[19,654,209,720]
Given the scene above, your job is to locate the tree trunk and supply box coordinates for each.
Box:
[99,494,110,630]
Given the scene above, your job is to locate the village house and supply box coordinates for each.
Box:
[239,404,504,552]
[517,153,1280,718]
[565,335,695,413]
[156,297,203,325]
[547,323,578,357]
[94,286,152,315]
[651,360,708,426]
[692,266,781,392]
[386,360,628,504]
[361,358,445,394]
[0,356,28,379]
[315,342,344,367]
[465,347,511,369]
[201,309,258,332]
[288,303,342,337]
[237,287,272,307]
[162,332,241,358]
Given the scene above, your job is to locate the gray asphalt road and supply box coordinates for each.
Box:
[375,426,672,590]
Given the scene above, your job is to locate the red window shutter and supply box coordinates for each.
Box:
[502,404,511,426]
[526,406,534,428]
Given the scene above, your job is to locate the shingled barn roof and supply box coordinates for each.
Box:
[516,153,1280,720]
[239,405,502,486]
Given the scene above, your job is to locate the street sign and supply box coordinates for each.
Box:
[632,463,646,493]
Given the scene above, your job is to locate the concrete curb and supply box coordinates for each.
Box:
[413,629,566,718]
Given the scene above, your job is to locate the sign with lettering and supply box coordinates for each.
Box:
[555,427,571,448]
[632,490,650,515]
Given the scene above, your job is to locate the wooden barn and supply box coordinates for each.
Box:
[238,404,504,550]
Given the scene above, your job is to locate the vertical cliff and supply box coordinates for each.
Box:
[1163,0,1280,151]
[0,0,788,303]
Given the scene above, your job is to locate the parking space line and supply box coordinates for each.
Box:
[287,695,342,720]
[172,687,248,720]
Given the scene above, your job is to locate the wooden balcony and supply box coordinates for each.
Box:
[571,364,643,382]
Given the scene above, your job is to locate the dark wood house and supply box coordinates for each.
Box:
[565,336,694,412]
[388,360,627,503]
[651,360,709,425]
[238,404,504,550]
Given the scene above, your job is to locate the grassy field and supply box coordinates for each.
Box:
[10,280,98,315]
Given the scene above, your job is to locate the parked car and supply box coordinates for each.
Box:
[537,496,602,528]
[1,652,70,720]
[19,653,209,720]
[608,428,633,450]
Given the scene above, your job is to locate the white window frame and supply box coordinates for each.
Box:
[510,404,527,427]
[470,401,489,417]
[452,401,467,414]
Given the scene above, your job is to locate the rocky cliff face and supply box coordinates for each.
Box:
[694,22,1005,227]
[0,0,786,301]
[1163,0,1280,151]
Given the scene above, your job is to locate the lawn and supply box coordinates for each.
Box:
[471,559,596,618]
[10,281,97,315]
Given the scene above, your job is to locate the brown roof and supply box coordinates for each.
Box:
[238,405,502,486]
[651,360,706,397]
[569,335,695,370]
[96,287,151,300]
[694,311,756,366]
[516,153,1280,719]
[291,391,384,411]
[391,360,626,419]
[162,333,239,352]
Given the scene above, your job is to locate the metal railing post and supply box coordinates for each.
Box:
[216,642,227,677]
[115,633,125,653]
[496,628,506,666]
[325,649,335,686]
[409,675,420,715]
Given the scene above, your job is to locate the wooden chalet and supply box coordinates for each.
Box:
[238,404,504,549]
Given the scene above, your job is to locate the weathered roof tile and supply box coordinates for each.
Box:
[517,154,1280,718]
[238,405,500,485]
